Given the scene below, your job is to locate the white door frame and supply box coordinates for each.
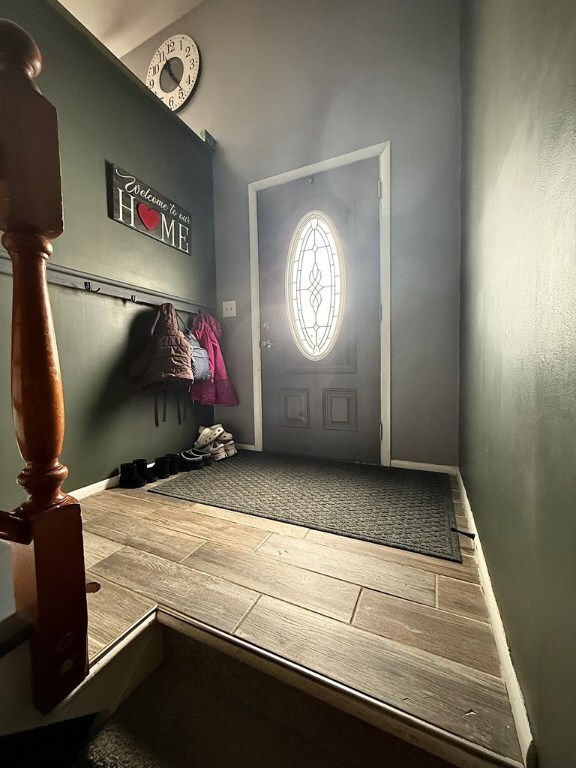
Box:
[248,142,391,465]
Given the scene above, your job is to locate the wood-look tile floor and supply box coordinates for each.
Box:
[82,474,522,767]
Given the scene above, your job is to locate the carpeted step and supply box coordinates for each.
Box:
[75,628,452,768]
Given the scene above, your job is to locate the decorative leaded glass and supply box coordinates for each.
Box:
[285,211,345,360]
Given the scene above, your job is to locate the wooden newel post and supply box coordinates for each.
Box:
[0,19,89,711]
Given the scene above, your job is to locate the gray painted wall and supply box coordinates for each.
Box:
[461,2,576,766]
[123,0,461,465]
[0,0,216,617]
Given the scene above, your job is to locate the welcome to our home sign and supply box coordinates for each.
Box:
[107,163,191,254]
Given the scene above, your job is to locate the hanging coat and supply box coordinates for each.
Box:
[188,313,239,406]
[130,303,193,390]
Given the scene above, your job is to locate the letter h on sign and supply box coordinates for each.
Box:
[116,188,136,228]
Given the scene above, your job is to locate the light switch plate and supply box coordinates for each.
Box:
[222,300,236,317]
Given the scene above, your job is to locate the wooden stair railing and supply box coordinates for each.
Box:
[0,19,89,712]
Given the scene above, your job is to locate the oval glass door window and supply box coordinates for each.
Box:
[285,211,345,361]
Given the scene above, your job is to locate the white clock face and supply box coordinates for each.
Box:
[146,34,200,112]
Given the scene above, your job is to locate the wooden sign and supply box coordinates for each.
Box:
[107,163,191,254]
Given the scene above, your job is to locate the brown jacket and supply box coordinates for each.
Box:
[130,303,193,389]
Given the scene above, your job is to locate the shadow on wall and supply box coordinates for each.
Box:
[81,307,213,468]
[85,308,159,432]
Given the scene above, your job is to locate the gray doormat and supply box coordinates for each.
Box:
[150,452,461,562]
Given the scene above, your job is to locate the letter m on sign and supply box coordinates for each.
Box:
[161,215,176,247]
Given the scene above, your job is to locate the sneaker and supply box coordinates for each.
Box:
[223,441,238,457]
[182,447,213,466]
[209,441,227,461]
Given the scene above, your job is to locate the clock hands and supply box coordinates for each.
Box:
[163,59,184,95]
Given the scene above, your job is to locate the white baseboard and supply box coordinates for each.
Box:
[69,475,119,500]
[456,471,534,766]
[391,460,458,475]
[235,443,258,451]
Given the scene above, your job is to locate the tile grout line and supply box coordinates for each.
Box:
[349,587,364,626]
[252,530,273,553]
[232,593,262,635]
[176,539,209,564]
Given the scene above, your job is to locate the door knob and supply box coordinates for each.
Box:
[261,339,276,349]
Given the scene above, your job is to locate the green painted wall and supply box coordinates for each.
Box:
[460,2,576,766]
[0,1,215,514]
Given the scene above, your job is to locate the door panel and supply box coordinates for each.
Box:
[258,158,381,463]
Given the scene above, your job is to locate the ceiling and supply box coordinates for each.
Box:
[55,0,206,58]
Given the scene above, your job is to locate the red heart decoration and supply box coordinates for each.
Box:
[137,203,160,231]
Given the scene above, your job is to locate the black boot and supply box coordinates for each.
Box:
[119,462,146,488]
[152,456,170,479]
[166,453,181,475]
[134,458,158,483]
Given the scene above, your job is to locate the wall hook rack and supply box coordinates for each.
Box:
[0,247,213,316]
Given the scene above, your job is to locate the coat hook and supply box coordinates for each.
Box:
[130,295,137,303]
[84,281,100,293]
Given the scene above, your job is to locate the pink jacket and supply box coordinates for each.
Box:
[188,313,239,406]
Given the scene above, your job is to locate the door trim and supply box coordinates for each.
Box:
[248,142,391,465]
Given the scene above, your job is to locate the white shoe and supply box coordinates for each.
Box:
[223,441,238,457]
[209,442,227,461]
[195,425,224,448]
[199,424,233,442]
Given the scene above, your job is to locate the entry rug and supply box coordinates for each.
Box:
[150,452,461,562]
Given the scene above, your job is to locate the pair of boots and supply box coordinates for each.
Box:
[119,458,160,489]
[120,448,216,486]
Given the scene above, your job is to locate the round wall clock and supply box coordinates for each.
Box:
[146,34,201,112]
